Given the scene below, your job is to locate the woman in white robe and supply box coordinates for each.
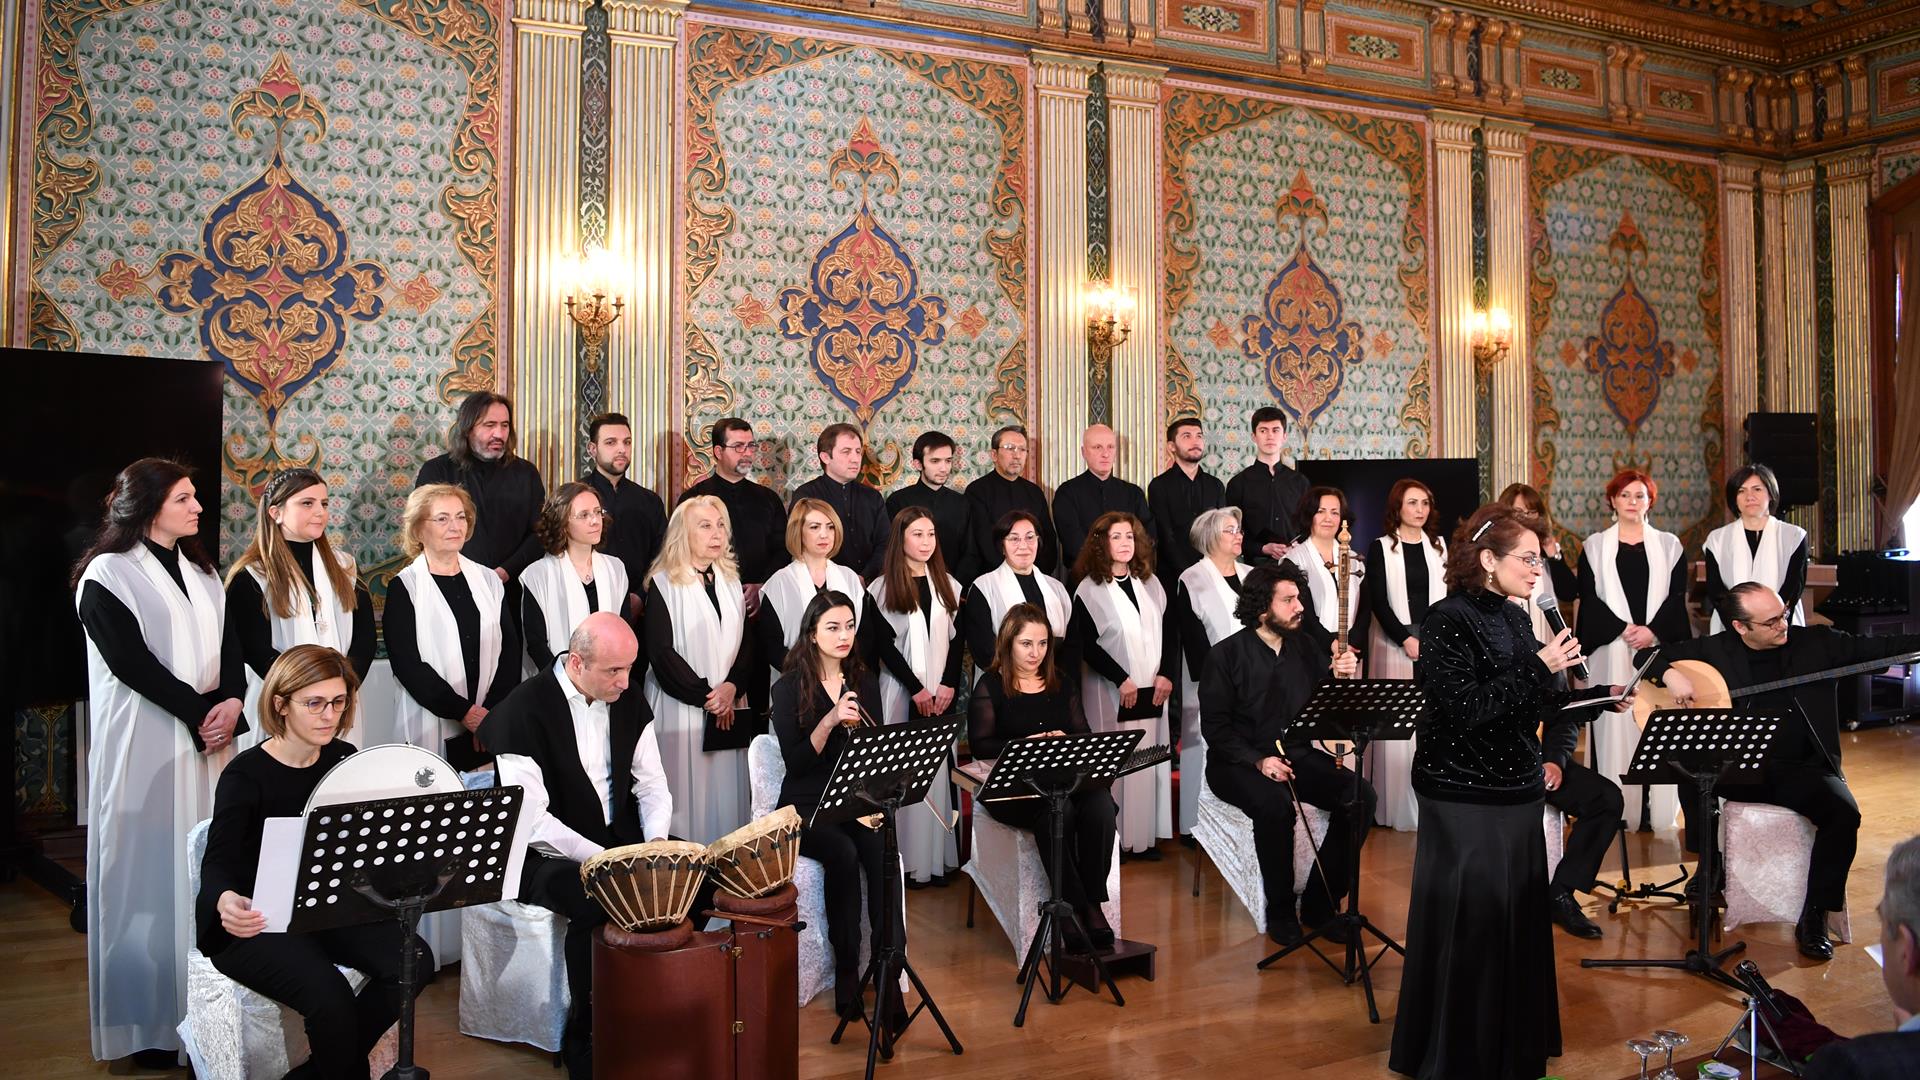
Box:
[1703,464,1809,633]
[1361,480,1448,830]
[522,482,630,674]
[73,458,244,1061]
[1173,507,1251,839]
[1283,485,1370,658]
[223,467,374,752]
[755,498,864,683]
[1067,511,1175,857]
[643,495,756,844]
[1576,470,1692,831]
[962,508,1071,685]
[862,507,965,884]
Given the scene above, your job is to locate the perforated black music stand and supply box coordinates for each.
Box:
[276,786,524,1080]
[1261,679,1421,1024]
[975,729,1143,1027]
[816,713,966,1080]
[1580,708,1788,993]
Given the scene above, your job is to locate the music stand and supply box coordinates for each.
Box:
[1580,708,1788,992]
[263,785,524,1080]
[974,729,1144,1027]
[1260,678,1420,1024]
[816,713,966,1080]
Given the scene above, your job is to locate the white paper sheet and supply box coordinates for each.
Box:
[251,815,307,933]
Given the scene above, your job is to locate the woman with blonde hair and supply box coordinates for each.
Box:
[225,467,374,751]
[643,494,757,843]
[754,498,864,690]
[521,481,630,673]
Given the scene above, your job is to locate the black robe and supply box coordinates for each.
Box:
[414,453,545,578]
[793,475,890,580]
[1052,470,1151,576]
[681,473,788,586]
[965,470,1059,575]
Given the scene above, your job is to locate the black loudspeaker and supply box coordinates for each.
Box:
[1742,412,1819,509]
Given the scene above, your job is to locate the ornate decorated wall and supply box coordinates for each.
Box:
[20,0,504,584]
[1161,82,1432,465]
[1528,137,1724,552]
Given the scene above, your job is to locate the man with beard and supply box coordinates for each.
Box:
[885,430,981,583]
[1198,561,1371,945]
[682,417,788,604]
[415,391,545,582]
[1052,424,1151,575]
[580,412,666,611]
[1147,416,1224,587]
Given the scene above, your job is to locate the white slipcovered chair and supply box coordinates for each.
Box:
[457,764,569,1053]
[1189,773,1331,935]
[1719,800,1852,942]
[961,798,1122,962]
[1544,804,1567,881]
[178,819,389,1079]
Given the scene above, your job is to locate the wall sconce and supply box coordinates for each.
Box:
[565,247,624,374]
[1086,281,1136,369]
[1469,306,1512,370]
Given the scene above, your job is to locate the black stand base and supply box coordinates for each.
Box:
[1581,940,1748,993]
[1012,897,1123,1026]
[1258,911,1406,1023]
[1589,821,1690,913]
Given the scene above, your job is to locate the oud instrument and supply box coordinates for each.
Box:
[1631,650,1920,728]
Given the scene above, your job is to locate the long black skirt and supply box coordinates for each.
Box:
[1388,795,1560,1080]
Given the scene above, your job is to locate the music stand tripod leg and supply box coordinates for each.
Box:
[1013,786,1124,1027]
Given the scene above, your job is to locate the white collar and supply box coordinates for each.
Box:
[555,657,606,712]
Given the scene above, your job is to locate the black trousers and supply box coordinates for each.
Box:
[208,921,431,1080]
[1207,751,1375,926]
[523,855,608,1076]
[1544,759,1624,894]
[983,787,1118,909]
[1677,765,1860,911]
[798,818,903,1006]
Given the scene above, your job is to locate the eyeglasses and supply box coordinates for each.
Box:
[722,440,757,452]
[1743,612,1790,629]
[428,512,470,527]
[1219,526,1244,536]
[571,508,610,521]
[1500,553,1545,569]
[292,695,350,716]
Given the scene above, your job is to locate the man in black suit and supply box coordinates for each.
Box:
[1653,583,1920,961]
[792,422,890,579]
[1540,691,1625,940]
[1805,834,1920,1078]
[481,612,674,1079]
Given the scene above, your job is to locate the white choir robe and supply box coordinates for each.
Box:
[1284,540,1365,640]
[521,550,629,677]
[1176,558,1249,835]
[1584,524,1685,831]
[868,574,963,882]
[969,562,1070,686]
[235,549,362,753]
[760,558,864,686]
[1703,517,1808,632]
[77,547,236,1060]
[1364,535,1447,831]
[1075,574,1174,853]
[643,569,751,845]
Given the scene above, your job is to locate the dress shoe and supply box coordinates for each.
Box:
[1796,903,1834,962]
[1083,905,1117,951]
[1550,890,1604,939]
[1179,833,1199,849]
[1266,917,1304,947]
[1126,845,1162,862]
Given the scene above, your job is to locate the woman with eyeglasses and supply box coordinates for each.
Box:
[1362,479,1448,830]
[1576,468,1691,831]
[522,482,631,674]
[962,510,1073,685]
[1171,506,1251,841]
[1702,464,1809,633]
[198,645,432,1080]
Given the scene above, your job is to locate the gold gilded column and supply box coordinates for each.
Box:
[1032,51,1097,491]
[1105,61,1166,492]
[1430,111,1480,459]
[1823,149,1873,551]
[1719,156,1761,446]
[1757,163,1788,411]
[1484,119,1530,490]
[606,0,685,493]
[1778,161,1817,539]
[511,0,585,488]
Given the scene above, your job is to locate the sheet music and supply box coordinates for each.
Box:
[251,815,306,933]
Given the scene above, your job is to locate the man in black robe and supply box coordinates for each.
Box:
[967,424,1060,574]
[885,429,981,582]
[682,417,788,595]
[580,411,665,610]
[792,422,889,579]
[1653,582,1920,960]
[415,391,545,582]
[1224,405,1309,566]
[1147,415,1224,586]
[1052,423,1151,574]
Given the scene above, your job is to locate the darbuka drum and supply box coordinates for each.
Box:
[707,807,801,900]
[581,840,713,933]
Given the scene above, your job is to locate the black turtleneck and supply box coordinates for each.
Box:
[415,451,545,578]
[223,539,376,682]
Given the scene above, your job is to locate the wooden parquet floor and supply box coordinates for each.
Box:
[6,722,1917,1079]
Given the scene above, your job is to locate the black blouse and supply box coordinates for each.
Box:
[1364,538,1439,647]
[1068,584,1181,688]
[859,578,964,697]
[1575,541,1692,655]
[642,579,757,705]
[1413,590,1571,805]
[769,670,883,815]
[384,572,521,721]
[522,572,604,670]
[966,670,1088,760]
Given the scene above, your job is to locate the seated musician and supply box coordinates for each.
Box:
[1539,687,1626,939]
[1652,582,1920,961]
[198,645,432,1080]
[1198,562,1369,946]
[968,602,1120,952]
[479,612,674,1079]
[767,590,908,1030]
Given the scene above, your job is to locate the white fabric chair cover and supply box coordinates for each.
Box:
[178,819,374,1080]
[960,804,1122,962]
[1191,773,1329,935]
[1720,800,1852,942]
[1544,804,1566,881]
[457,900,569,1051]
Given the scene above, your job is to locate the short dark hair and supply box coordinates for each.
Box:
[1444,505,1546,593]
[1724,463,1780,515]
[1234,561,1309,629]
[817,422,862,459]
[449,391,515,465]
[1166,416,1202,443]
[587,412,631,442]
[1720,581,1778,627]
[992,509,1043,552]
[710,417,752,448]
[1296,485,1349,537]
[1250,406,1288,433]
[990,424,1028,451]
[912,430,956,463]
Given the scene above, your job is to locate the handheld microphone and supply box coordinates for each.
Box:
[1536,595,1590,684]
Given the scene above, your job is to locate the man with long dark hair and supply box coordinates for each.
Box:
[414,391,545,583]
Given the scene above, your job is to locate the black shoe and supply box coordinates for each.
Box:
[1179,833,1198,849]
[1550,890,1604,939]
[1684,865,1725,908]
[1796,903,1834,962]
[905,876,930,890]
[1128,845,1162,862]
[1266,917,1304,946]
[129,1049,180,1070]
[1083,905,1116,951]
